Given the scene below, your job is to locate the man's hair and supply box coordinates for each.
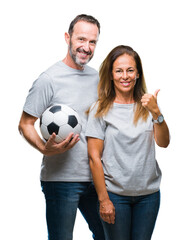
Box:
[68,14,100,37]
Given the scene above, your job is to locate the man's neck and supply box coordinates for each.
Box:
[62,52,84,70]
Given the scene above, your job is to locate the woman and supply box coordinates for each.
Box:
[85,45,170,240]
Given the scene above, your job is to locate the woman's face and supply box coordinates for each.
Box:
[112,53,139,96]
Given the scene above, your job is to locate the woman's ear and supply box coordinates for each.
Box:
[135,73,139,80]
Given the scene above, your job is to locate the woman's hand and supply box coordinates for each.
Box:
[141,89,161,119]
[141,89,170,147]
[100,199,115,224]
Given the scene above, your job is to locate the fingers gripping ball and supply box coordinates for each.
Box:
[40,104,82,143]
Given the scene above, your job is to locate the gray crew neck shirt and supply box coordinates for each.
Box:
[85,102,162,196]
[23,61,99,181]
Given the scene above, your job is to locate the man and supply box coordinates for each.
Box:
[19,14,105,240]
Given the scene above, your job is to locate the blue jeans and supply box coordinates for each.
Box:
[41,181,105,240]
[101,191,160,240]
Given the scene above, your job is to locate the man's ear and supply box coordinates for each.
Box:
[65,32,70,45]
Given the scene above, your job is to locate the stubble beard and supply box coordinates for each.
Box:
[69,41,93,68]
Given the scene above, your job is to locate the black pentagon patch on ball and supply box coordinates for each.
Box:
[39,116,42,126]
[68,115,78,128]
[49,105,61,114]
[47,122,59,135]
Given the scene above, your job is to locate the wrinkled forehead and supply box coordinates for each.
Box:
[72,21,99,38]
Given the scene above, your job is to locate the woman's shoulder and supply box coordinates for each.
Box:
[89,101,99,112]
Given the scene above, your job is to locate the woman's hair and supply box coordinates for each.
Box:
[95,45,149,125]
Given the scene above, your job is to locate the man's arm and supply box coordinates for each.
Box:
[18,111,80,156]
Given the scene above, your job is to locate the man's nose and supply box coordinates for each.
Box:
[83,42,90,52]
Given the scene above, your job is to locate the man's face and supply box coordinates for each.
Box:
[68,21,99,67]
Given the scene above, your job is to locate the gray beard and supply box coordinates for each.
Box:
[69,42,93,67]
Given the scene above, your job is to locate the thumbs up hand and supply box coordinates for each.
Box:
[141,89,161,117]
[154,89,160,100]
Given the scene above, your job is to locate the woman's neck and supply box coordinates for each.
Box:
[114,94,135,104]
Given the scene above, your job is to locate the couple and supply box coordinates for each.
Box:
[19,14,170,240]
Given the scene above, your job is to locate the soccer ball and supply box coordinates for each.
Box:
[40,104,82,143]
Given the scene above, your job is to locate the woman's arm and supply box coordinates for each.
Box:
[141,89,170,148]
[152,113,170,148]
[87,137,115,224]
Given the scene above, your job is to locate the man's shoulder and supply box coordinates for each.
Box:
[85,65,98,74]
[44,61,62,74]
[43,61,99,79]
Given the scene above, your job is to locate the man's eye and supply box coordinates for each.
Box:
[90,41,96,45]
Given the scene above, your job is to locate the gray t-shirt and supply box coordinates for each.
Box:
[85,102,162,196]
[23,61,99,181]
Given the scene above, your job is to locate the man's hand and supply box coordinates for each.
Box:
[99,199,115,224]
[18,111,80,156]
[43,132,80,156]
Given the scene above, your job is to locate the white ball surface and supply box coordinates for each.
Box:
[40,104,82,143]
